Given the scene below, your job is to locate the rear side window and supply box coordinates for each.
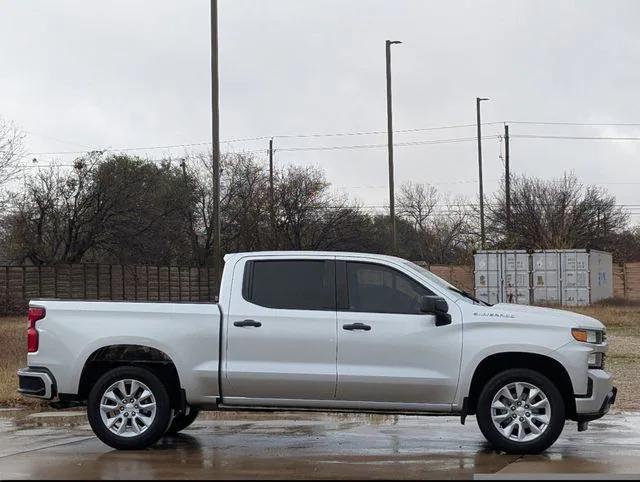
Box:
[244,260,336,310]
[346,262,434,314]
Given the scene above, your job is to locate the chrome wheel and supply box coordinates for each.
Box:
[491,381,551,443]
[99,379,157,438]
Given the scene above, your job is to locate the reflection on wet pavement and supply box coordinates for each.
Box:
[0,409,639,479]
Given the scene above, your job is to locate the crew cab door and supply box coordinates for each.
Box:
[222,256,337,404]
[335,259,462,408]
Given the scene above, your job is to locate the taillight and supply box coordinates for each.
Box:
[27,306,46,353]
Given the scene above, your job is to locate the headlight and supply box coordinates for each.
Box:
[572,328,605,344]
[588,352,605,369]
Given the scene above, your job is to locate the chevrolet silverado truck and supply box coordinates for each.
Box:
[18,251,616,453]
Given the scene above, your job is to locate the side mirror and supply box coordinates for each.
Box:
[420,295,452,327]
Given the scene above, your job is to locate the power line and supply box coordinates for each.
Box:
[507,121,640,127]
[512,134,640,141]
[277,136,499,153]
[23,122,506,157]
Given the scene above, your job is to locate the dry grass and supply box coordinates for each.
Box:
[567,303,640,337]
[0,306,638,410]
[0,316,36,406]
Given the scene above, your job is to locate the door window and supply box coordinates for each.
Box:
[245,260,336,310]
[346,262,434,314]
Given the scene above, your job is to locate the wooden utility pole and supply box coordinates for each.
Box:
[385,40,401,254]
[504,124,511,233]
[269,138,276,247]
[211,0,221,293]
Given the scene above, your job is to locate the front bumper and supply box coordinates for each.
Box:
[574,369,616,422]
[17,367,56,400]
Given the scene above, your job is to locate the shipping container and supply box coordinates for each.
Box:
[475,249,613,306]
[474,250,530,305]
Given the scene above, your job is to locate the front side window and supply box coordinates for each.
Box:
[245,260,335,310]
[346,262,434,314]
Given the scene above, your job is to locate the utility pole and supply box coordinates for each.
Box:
[211,0,222,294]
[476,97,489,249]
[269,138,276,248]
[504,124,511,237]
[386,40,402,254]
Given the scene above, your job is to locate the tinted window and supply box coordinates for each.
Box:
[346,262,434,314]
[247,260,335,310]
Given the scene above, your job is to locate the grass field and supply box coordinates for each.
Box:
[0,304,638,409]
[0,316,42,407]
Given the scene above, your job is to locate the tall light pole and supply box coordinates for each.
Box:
[476,97,489,249]
[211,0,222,293]
[386,39,401,254]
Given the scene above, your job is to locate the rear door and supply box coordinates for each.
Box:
[222,256,337,404]
[335,258,462,407]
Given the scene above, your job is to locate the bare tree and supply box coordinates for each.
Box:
[397,182,472,264]
[3,153,192,265]
[397,182,439,232]
[487,172,628,250]
[0,118,26,206]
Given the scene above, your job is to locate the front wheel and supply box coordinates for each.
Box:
[476,369,565,454]
[87,366,172,450]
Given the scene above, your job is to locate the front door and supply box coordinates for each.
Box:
[223,257,337,404]
[336,260,462,407]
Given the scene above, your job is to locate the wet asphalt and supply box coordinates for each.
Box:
[0,408,639,479]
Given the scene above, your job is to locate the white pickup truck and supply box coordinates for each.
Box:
[18,251,616,453]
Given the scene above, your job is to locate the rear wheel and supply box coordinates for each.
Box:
[166,407,200,435]
[476,368,565,454]
[87,366,172,450]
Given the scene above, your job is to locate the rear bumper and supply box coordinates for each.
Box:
[574,369,616,422]
[17,367,56,400]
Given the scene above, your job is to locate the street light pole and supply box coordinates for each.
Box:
[386,39,401,255]
[476,97,489,249]
[211,0,222,293]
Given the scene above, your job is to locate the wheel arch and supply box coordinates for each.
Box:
[78,344,184,409]
[465,352,576,419]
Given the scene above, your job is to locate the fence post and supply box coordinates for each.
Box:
[22,266,26,307]
[623,263,628,300]
[4,266,8,308]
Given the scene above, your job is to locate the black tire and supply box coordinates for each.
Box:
[87,366,172,450]
[166,408,200,435]
[476,368,565,454]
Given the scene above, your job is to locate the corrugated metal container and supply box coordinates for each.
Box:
[532,249,613,306]
[474,250,530,305]
[532,251,561,305]
[475,249,613,306]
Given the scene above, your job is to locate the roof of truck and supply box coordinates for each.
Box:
[224,251,408,264]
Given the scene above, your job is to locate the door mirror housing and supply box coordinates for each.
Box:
[420,296,452,326]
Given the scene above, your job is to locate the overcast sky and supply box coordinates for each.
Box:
[2,0,640,219]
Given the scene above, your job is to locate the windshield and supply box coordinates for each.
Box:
[402,260,491,306]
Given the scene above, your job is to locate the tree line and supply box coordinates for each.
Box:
[0,123,638,266]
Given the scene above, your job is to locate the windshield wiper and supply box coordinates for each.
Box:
[448,286,491,306]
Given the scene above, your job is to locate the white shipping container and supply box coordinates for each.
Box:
[474,250,530,305]
[474,249,613,306]
[532,251,561,305]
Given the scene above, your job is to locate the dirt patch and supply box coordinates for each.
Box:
[602,334,640,410]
